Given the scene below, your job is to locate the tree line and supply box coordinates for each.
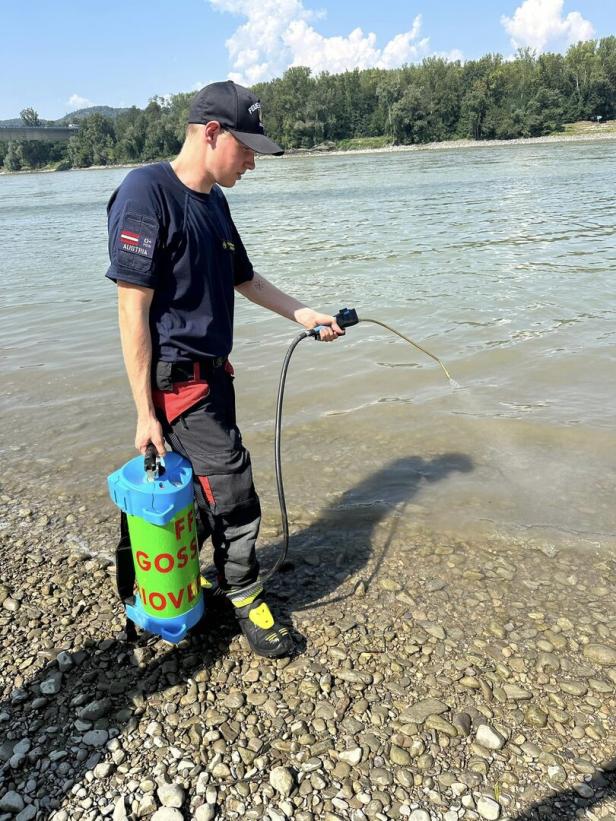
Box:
[1,37,614,172]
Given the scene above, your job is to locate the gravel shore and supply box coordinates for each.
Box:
[1,476,615,821]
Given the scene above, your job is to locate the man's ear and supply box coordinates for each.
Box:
[204,121,222,146]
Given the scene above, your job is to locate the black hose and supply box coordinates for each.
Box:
[264,329,311,580]
[265,311,452,582]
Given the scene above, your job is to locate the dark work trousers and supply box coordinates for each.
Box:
[153,360,261,596]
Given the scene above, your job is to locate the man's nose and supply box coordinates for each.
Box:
[245,151,255,170]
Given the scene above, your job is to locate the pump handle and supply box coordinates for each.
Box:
[144,443,166,479]
[144,444,158,472]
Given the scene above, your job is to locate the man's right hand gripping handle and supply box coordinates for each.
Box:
[135,414,167,457]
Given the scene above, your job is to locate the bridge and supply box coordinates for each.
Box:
[0,126,79,142]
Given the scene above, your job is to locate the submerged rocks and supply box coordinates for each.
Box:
[584,643,616,665]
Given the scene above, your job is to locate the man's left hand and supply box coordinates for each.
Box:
[295,308,344,342]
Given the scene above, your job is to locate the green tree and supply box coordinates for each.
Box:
[20,107,41,126]
[68,114,116,167]
[4,141,22,171]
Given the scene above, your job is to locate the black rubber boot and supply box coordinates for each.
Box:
[233,594,294,658]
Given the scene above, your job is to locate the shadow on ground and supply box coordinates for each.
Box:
[1,451,479,817]
[509,766,616,820]
[261,452,474,615]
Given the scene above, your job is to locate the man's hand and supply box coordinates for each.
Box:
[294,308,344,342]
[135,414,166,457]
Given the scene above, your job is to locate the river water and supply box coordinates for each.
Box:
[1,142,615,554]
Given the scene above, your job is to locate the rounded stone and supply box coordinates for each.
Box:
[584,644,616,666]
[82,730,108,747]
[409,811,430,821]
[270,766,295,797]
[194,805,217,821]
[416,753,434,771]
[476,724,505,750]
[157,783,185,809]
[476,795,501,820]
[0,791,25,813]
[525,705,548,728]
[339,747,362,766]
[151,810,183,821]
[389,745,412,766]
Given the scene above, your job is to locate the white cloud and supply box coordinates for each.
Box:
[501,0,595,52]
[436,48,465,64]
[67,93,94,110]
[208,0,431,85]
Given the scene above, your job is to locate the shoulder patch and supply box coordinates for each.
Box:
[119,226,155,259]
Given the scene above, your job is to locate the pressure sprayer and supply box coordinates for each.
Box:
[107,449,203,643]
[107,307,451,643]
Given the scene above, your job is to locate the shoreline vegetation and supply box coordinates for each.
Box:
[1,126,616,176]
[1,38,615,174]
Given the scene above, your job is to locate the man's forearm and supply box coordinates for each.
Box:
[236,270,308,322]
[117,283,166,455]
[118,286,156,418]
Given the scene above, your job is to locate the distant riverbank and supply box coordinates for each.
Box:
[2,129,616,176]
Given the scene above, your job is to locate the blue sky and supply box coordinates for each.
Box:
[1,0,613,120]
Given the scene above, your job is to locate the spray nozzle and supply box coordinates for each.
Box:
[309,306,359,339]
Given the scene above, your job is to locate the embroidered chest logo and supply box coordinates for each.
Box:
[222,240,236,252]
[119,228,154,258]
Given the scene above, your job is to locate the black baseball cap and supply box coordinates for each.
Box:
[188,80,284,156]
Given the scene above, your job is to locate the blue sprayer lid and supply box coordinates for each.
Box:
[107,451,194,526]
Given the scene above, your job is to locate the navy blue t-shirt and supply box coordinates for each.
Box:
[105,161,254,362]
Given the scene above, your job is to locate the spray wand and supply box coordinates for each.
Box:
[267,307,452,580]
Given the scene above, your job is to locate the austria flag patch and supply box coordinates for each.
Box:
[119,226,155,258]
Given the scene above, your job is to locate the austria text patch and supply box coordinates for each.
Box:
[119,225,155,258]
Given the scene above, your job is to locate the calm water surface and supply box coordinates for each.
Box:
[1,143,615,553]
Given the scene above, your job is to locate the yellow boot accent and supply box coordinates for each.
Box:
[232,587,263,608]
[248,602,275,630]
[200,575,214,589]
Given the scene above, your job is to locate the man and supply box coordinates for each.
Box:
[106,81,342,658]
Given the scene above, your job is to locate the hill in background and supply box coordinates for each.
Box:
[0,106,128,128]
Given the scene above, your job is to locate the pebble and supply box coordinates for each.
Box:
[389,744,412,765]
[524,705,548,728]
[151,810,183,821]
[82,730,109,747]
[40,672,63,695]
[409,811,430,821]
[78,698,112,721]
[584,643,616,665]
[157,783,185,808]
[476,724,506,750]
[476,795,501,819]
[339,747,362,765]
[270,766,295,797]
[0,791,25,813]
[400,698,449,724]
[194,805,217,821]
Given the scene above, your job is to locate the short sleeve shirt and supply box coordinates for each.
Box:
[105,161,254,362]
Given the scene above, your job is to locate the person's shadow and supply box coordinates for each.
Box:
[1,452,475,818]
[508,766,616,820]
[260,453,475,618]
